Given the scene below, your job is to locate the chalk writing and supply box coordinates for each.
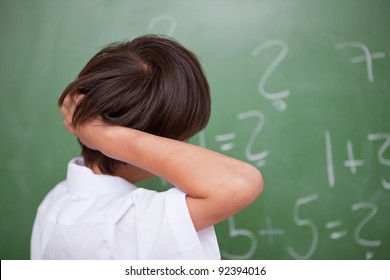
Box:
[252,40,290,111]
[148,15,177,36]
[325,220,347,240]
[324,131,390,189]
[324,131,336,188]
[286,194,320,260]
[366,251,375,260]
[258,217,285,245]
[197,111,269,167]
[222,217,258,260]
[335,41,387,82]
[215,133,237,151]
[221,197,382,259]
[344,140,364,174]
[351,202,382,247]
[198,130,207,148]
[368,133,390,165]
[237,110,269,167]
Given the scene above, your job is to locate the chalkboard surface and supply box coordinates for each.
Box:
[1,0,389,259]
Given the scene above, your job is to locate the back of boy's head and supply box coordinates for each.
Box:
[58,35,211,174]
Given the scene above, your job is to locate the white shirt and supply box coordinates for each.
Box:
[31,157,220,260]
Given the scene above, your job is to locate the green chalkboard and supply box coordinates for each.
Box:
[1,0,389,259]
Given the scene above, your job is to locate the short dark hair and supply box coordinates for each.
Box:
[58,35,211,174]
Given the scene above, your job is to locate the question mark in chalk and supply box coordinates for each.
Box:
[252,40,290,111]
[148,15,177,37]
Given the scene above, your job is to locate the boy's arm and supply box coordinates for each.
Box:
[61,95,263,231]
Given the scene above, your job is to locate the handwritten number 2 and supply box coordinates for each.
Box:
[237,110,269,167]
[351,202,381,247]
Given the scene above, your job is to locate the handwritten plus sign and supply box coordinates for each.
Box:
[258,217,285,245]
[343,140,364,174]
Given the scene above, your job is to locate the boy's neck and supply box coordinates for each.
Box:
[88,161,155,184]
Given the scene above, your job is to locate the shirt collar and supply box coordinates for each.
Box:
[66,157,137,198]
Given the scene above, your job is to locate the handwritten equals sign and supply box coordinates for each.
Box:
[215,133,237,151]
[325,220,348,240]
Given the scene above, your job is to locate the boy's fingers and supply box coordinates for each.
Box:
[60,102,73,125]
[73,94,84,104]
[60,103,69,117]
[62,95,73,110]
[60,93,84,123]
[61,93,83,114]
[60,94,84,135]
[62,110,75,133]
[63,119,75,135]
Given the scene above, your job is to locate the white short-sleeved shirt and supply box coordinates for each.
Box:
[31,157,220,260]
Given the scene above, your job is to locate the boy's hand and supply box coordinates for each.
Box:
[60,94,106,151]
[60,94,83,136]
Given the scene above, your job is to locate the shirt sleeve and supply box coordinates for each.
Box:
[163,188,220,260]
[108,187,220,260]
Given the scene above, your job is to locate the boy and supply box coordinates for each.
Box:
[31,35,263,259]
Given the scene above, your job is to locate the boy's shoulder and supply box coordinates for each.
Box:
[36,180,68,215]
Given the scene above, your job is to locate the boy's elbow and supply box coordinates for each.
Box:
[241,164,263,201]
[229,163,263,206]
[208,163,263,225]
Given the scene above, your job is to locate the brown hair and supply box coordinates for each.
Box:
[58,35,211,174]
